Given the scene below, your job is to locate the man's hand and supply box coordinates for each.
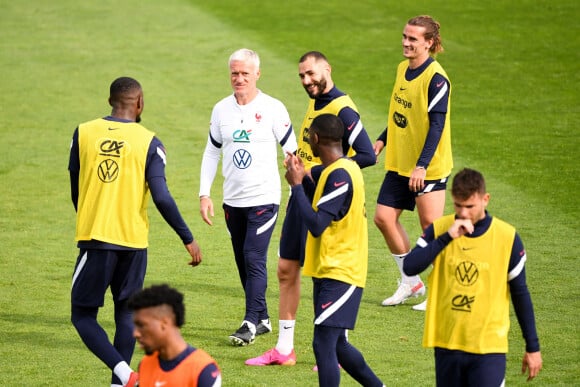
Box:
[373,140,384,160]
[409,166,426,192]
[522,351,542,381]
[447,219,474,239]
[199,196,214,226]
[284,153,306,186]
[185,240,202,267]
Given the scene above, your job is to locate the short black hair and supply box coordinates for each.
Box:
[109,76,141,103]
[451,168,487,200]
[310,114,344,142]
[128,284,185,327]
[299,51,328,63]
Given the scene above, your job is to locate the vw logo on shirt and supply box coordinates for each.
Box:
[233,149,252,169]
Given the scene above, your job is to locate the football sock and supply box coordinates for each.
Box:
[113,299,136,363]
[113,361,133,385]
[276,320,295,355]
[392,252,420,285]
[312,325,341,386]
[71,305,124,369]
[335,329,384,386]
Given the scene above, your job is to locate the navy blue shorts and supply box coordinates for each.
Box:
[434,347,506,387]
[278,194,308,264]
[71,248,147,308]
[376,171,448,211]
[312,278,363,330]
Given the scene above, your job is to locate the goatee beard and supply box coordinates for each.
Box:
[306,78,327,98]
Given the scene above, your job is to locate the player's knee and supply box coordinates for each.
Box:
[374,212,394,232]
[277,264,297,283]
[312,333,323,354]
[373,212,385,228]
[71,305,98,332]
[419,218,432,230]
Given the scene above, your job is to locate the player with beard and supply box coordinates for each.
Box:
[373,15,453,311]
[284,114,384,386]
[403,168,542,385]
[246,51,376,367]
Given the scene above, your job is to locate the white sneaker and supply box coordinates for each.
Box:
[412,300,427,311]
[381,280,425,306]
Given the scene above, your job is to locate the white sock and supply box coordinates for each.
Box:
[392,252,420,285]
[113,361,133,385]
[276,320,295,355]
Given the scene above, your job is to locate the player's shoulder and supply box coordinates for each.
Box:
[256,91,288,110]
[79,117,105,126]
[148,137,166,162]
[212,94,236,111]
[150,136,164,149]
[490,216,517,236]
[326,165,353,185]
[431,71,449,84]
[428,59,450,82]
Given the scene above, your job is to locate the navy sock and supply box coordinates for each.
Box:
[71,305,125,384]
[336,333,383,386]
[313,325,341,387]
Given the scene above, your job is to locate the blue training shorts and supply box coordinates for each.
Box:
[71,248,147,308]
[278,193,308,264]
[434,347,506,387]
[376,171,448,211]
[312,278,363,330]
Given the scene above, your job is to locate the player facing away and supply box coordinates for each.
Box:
[199,48,297,346]
[246,51,375,367]
[128,284,222,387]
[373,15,453,310]
[404,168,542,385]
[285,114,384,387]
[69,77,202,387]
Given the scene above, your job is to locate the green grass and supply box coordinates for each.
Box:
[0,0,578,385]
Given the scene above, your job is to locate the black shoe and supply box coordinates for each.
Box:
[229,322,255,346]
[256,318,272,336]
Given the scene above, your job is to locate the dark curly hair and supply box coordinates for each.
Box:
[128,284,185,327]
[451,168,487,200]
[109,76,141,104]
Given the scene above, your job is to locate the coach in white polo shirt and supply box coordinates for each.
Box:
[199,48,297,347]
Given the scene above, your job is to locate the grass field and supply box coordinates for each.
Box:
[0,0,578,385]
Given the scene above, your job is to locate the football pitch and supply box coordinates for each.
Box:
[0,0,578,385]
